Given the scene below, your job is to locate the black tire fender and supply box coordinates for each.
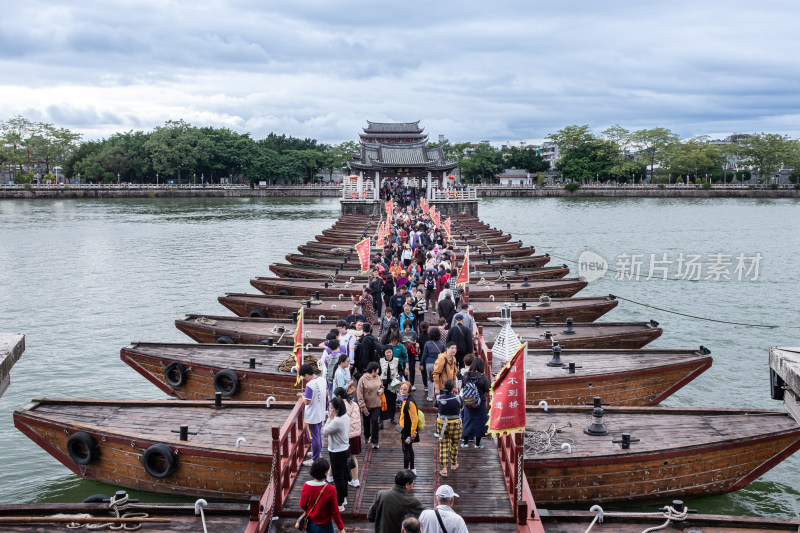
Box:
[213,369,240,396]
[216,335,235,344]
[249,309,267,318]
[67,432,99,465]
[82,494,109,503]
[277,289,290,296]
[164,361,187,387]
[143,443,177,478]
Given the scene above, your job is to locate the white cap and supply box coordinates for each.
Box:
[436,485,459,498]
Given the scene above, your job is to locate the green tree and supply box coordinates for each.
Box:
[461,142,503,184]
[556,140,620,182]
[736,133,790,182]
[145,120,211,182]
[506,147,549,174]
[631,128,678,184]
[547,125,595,152]
[320,141,358,181]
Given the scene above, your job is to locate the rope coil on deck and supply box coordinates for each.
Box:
[195,317,217,326]
[278,354,318,373]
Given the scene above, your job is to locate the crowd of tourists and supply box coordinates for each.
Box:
[296,203,488,532]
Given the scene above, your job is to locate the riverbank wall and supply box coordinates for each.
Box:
[1,184,798,199]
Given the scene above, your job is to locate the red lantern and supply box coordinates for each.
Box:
[448,174,455,180]
[349,175,358,181]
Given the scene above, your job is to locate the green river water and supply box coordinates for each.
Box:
[0,197,798,518]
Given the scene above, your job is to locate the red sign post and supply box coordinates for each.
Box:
[487,343,526,437]
[354,237,371,273]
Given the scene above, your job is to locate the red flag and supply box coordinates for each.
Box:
[433,210,440,229]
[487,343,526,437]
[376,229,385,248]
[385,198,393,216]
[429,205,436,225]
[421,198,429,214]
[355,237,370,273]
[443,217,451,241]
[455,245,470,287]
[292,308,304,385]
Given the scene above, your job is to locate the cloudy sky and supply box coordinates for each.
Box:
[2,1,798,144]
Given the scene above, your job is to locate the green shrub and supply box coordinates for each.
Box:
[770,183,779,189]
[14,171,34,184]
[658,183,665,189]
[702,182,711,189]
[565,181,581,192]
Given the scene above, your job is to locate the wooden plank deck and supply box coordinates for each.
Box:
[275,423,516,530]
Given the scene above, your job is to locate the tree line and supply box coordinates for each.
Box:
[548,125,800,185]
[1,116,358,184]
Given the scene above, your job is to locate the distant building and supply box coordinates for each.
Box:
[496,168,531,186]
[539,142,560,169]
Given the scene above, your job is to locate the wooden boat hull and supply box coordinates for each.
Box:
[178,315,661,349]
[481,321,663,350]
[284,252,549,271]
[268,262,570,280]
[121,343,707,407]
[296,243,536,259]
[301,238,526,252]
[539,510,800,532]
[471,296,619,322]
[13,399,304,500]
[120,343,309,403]
[523,406,800,505]
[524,348,712,406]
[250,276,587,299]
[316,233,513,244]
[218,294,355,321]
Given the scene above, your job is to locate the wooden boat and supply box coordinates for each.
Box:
[13,398,307,500]
[539,509,800,532]
[250,276,587,299]
[175,315,336,346]
[0,500,252,532]
[283,252,550,270]
[120,342,711,407]
[316,232,513,244]
[120,342,315,402]
[300,238,528,252]
[176,315,661,349]
[218,293,361,320]
[469,295,618,322]
[480,320,663,350]
[296,243,537,259]
[322,226,508,239]
[523,405,800,505]
[268,262,571,280]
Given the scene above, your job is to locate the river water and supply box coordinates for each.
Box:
[0,197,798,518]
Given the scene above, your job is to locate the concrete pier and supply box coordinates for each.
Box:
[0,333,25,398]
[769,347,800,424]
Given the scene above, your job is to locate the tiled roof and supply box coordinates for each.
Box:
[350,141,456,171]
[364,121,423,134]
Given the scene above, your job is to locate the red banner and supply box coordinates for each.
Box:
[293,308,304,385]
[487,343,526,437]
[429,205,436,225]
[443,217,451,241]
[376,230,385,248]
[355,237,370,273]
[433,210,440,229]
[385,198,393,216]
[455,245,470,287]
[421,198,429,214]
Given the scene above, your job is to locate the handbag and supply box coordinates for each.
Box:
[295,484,327,531]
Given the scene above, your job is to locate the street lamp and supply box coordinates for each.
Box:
[156,173,159,186]
[201,173,204,185]
[117,172,120,186]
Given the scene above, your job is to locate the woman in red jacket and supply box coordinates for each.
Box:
[299,458,345,533]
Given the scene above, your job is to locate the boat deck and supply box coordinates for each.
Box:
[273,428,517,531]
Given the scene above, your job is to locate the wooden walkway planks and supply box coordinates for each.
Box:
[276,423,515,530]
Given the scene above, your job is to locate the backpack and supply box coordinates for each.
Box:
[424,271,436,290]
[461,378,481,408]
[326,352,340,386]
[416,407,426,431]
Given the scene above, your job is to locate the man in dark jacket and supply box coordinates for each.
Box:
[368,469,424,533]
[356,323,380,377]
[369,269,384,315]
[437,293,456,327]
[445,314,474,369]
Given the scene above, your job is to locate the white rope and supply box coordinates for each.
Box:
[583,505,689,533]
[195,500,208,533]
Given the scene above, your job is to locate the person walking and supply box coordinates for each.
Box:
[355,323,379,379]
[460,357,491,449]
[431,343,458,400]
[435,379,463,478]
[367,469,424,533]
[445,314,474,370]
[333,387,362,488]
[380,345,402,427]
[422,327,446,402]
[299,458,345,533]
[299,364,328,465]
[357,362,383,449]
[322,397,351,512]
[332,354,353,396]
[397,381,420,473]
[418,485,468,533]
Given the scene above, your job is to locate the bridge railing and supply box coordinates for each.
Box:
[430,188,478,201]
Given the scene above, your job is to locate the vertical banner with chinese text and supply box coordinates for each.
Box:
[355,237,371,273]
[487,343,526,437]
[443,217,451,241]
[455,245,470,287]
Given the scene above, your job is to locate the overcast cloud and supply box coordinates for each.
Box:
[1,1,798,144]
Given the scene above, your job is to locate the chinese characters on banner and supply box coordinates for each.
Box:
[292,308,304,385]
[385,198,393,216]
[433,210,441,229]
[375,228,385,248]
[354,237,371,273]
[487,343,526,437]
[455,245,470,287]
[429,205,437,225]
[421,198,429,214]
[443,217,452,241]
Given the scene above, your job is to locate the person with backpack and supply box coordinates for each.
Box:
[422,327,446,402]
[460,357,490,449]
[397,381,420,473]
[422,268,438,313]
[355,323,379,379]
[320,338,344,388]
[446,314,474,369]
